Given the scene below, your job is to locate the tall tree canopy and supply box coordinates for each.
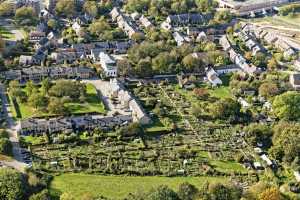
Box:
[272,91,300,120]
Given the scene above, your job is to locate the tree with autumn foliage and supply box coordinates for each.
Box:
[258,187,282,200]
[193,88,209,100]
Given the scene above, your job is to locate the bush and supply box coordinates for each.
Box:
[0,138,12,156]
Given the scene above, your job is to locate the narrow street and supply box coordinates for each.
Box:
[0,84,27,172]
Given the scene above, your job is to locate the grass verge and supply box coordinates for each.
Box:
[50,174,228,200]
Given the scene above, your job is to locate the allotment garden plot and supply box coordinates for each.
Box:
[26,79,256,185]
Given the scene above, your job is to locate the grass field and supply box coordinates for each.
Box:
[246,14,300,29]
[0,26,14,40]
[50,174,228,199]
[64,83,106,115]
[12,83,106,119]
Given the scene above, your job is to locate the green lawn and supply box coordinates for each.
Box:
[64,83,106,115]
[210,160,248,174]
[12,83,106,119]
[246,14,300,29]
[0,26,14,40]
[50,174,228,199]
[174,75,232,101]
[22,135,46,145]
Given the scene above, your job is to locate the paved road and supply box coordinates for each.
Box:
[0,84,27,172]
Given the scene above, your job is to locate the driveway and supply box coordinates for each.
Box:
[0,84,27,172]
[82,79,130,116]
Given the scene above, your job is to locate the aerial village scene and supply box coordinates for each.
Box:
[0,0,300,199]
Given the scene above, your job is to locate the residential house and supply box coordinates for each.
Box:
[219,35,231,51]
[139,15,153,28]
[275,39,296,58]
[130,12,140,20]
[260,154,273,167]
[206,68,222,86]
[173,32,187,46]
[4,66,94,82]
[110,7,142,38]
[99,52,117,77]
[294,171,300,182]
[294,59,300,71]
[129,99,151,124]
[196,31,207,42]
[51,48,79,64]
[109,79,151,125]
[290,73,300,90]
[110,7,121,21]
[29,31,46,42]
[161,13,208,30]
[19,55,34,66]
[21,66,49,82]
[72,21,81,36]
[4,70,22,81]
[20,117,72,135]
[264,32,278,44]
[215,64,241,74]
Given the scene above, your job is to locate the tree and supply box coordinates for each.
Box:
[9,80,21,97]
[204,42,217,52]
[55,0,76,17]
[25,80,36,97]
[270,122,300,163]
[0,1,15,16]
[0,138,12,155]
[89,17,110,38]
[243,123,273,147]
[196,0,213,13]
[258,82,279,98]
[41,78,51,95]
[28,93,48,110]
[243,182,270,200]
[0,37,5,53]
[47,19,58,30]
[135,57,153,77]
[15,7,37,25]
[258,187,282,200]
[193,88,209,100]
[152,52,176,74]
[49,80,85,100]
[9,80,26,102]
[146,185,179,200]
[251,52,266,67]
[117,122,143,137]
[208,183,242,200]
[125,0,149,13]
[177,182,198,200]
[29,189,50,200]
[117,59,131,77]
[272,91,300,120]
[47,97,68,115]
[83,1,98,17]
[213,10,232,24]
[182,54,201,72]
[267,58,278,71]
[60,192,75,200]
[131,32,145,42]
[210,98,241,120]
[0,168,25,200]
